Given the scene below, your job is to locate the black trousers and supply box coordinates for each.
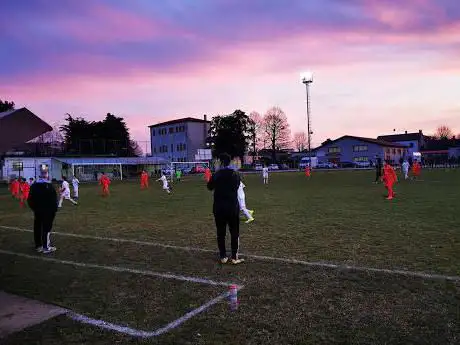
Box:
[34,212,56,249]
[214,211,240,260]
[375,169,382,182]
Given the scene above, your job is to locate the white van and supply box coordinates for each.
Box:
[299,156,318,169]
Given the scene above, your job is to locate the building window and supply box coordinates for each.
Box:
[353,145,368,152]
[12,162,23,171]
[153,147,156,153]
[353,156,368,162]
[169,127,174,134]
[152,129,155,136]
[171,144,174,152]
[328,147,341,153]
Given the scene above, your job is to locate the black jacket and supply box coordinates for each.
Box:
[28,179,58,214]
[207,167,240,214]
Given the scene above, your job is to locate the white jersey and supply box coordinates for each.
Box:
[160,175,168,188]
[72,178,79,190]
[238,182,246,207]
[402,161,409,172]
[262,167,269,177]
[61,180,71,197]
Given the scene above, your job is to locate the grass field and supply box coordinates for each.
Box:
[0,169,459,344]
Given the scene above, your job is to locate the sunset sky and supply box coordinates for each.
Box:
[1,0,459,150]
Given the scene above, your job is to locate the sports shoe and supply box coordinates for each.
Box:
[42,246,57,254]
[220,257,229,264]
[249,210,254,216]
[230,258,245,265]
[245,217,254,224]
[36,247,43,253]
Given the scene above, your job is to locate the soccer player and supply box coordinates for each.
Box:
[402,160,410,180]
[204,167,212,183]
[305,165,311,178]
[175,169,182,182]
[99,173,111,196]
[412,161,421,180]
[374,157,383,183]
[58,176,78,207]
[19,178,30,208]
[157,173,171,194]
[262,165,269,184]
[9,178,20,199]
[207,153,244,265]
[382,161,398,200]
[140,170,149,190]
[238,181,254,223]
[72,176,80,200]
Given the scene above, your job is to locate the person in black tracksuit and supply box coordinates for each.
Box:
[375,157,383,183]
[207,153,244,264]
[28,170,58,253]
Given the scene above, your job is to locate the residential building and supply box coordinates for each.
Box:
[314,135,408,165]
[149,116,210,162]
[377,130,425,156]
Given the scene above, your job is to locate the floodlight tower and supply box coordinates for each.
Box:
[300,71,313,160]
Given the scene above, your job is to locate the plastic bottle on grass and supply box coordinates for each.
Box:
[229,284,239,311]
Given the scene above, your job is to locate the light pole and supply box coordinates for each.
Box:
[300,71,313,162]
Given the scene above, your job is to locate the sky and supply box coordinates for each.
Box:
[1,0,459,150]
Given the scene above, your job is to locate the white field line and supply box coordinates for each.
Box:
[0,248,243,337]
[1,225,460,282]
[0,249,237,287]
[67,290,233,338]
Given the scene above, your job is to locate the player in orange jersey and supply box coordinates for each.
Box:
[140,170,149,189]
[412,161,421,180]
[204,167,212,183]
[305,165,311,178]
[382,161,398,200]
[99,172,111,196]
[9,178,20,199]
[19,178,30,207]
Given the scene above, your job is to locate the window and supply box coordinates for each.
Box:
[153,147,156,153]
[328,147,341,153]
[171,144,174,152]
[353,145,368,152]
[12,162,23,171]
[353,157,368,162]
[152,129,155,136]
[169,127,174,134]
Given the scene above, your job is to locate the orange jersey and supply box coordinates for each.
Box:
[305,167,311,177]
[204,169,211,182]
[383,165,397,186]
[10,180,20,194]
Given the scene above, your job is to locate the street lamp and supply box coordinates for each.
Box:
[300,71,313,162]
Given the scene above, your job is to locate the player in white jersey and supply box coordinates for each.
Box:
[72,176,80,200]
[401,160,409,180]
[238,182,254,223]
[58,177,78,207]
[157,174,171,194]
[262,166,269,184]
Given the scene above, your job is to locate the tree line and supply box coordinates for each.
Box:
[209,106,295,163]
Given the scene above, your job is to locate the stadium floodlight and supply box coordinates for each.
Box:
[300,71,313,84]
[300,71,313,161]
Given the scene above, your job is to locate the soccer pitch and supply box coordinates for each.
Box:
[0,170,459,344]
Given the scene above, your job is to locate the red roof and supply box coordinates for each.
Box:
[149,117,210,128]
[0,108,52,153]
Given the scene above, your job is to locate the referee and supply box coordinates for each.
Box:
[28,167,58,253]
[207,153,244,264]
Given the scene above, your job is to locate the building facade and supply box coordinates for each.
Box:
[315,136,408,165]
[149,116,210,162]
[377,130,425,156]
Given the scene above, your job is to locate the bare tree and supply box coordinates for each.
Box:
[293,132,307,152]
[435,125,453,140]
[248,111,263,164]
[262,106,291,162]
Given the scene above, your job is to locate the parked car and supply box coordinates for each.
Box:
[339,161,355,168]
[255,164,263,171]
[268,164,279,170]
[280,163,289,170]
[316,162,337,169]
[354,161,371,168]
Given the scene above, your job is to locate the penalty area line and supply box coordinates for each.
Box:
[1,225,459,282]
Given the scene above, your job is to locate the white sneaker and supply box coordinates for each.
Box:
[245,217,254,224]
[231,258,245,265]
[42,246,57,254]
[36,247,43,253]
[220,257,229,264]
